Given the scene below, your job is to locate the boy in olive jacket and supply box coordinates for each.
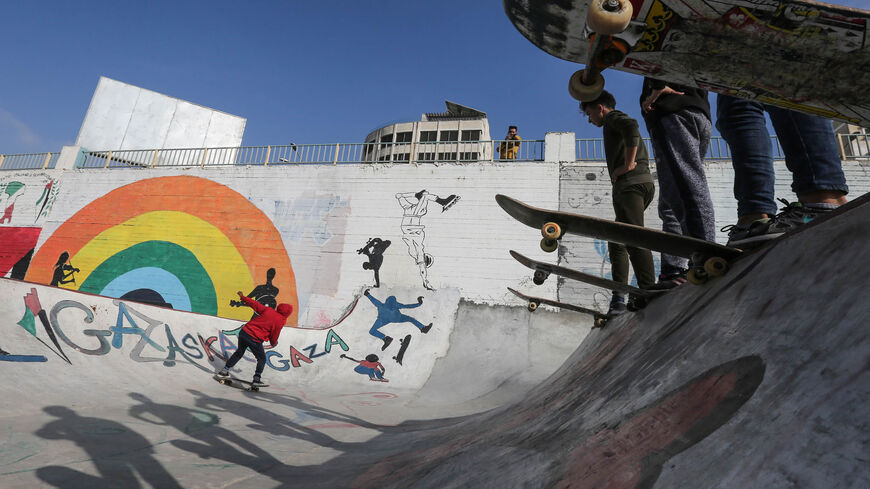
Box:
[581,90,656,315]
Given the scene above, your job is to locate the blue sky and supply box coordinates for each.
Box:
[1,0,866,154]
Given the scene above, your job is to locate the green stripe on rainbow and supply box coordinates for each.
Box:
[78,241,217,315]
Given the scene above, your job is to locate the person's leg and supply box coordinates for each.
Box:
[613,184,656,290]
[396,313,432,333]
[368,319,394,350]
[249,340,267,383]
[609,189,630,287]
[716,95,777,220]
[647,116,689,276]
[219,331,252,374]
[661,109,716,242]
[765,105,848,204]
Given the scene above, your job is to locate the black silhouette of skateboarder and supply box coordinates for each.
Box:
[358,238,391,287]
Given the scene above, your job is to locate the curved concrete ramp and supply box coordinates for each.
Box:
[2,200,868,488]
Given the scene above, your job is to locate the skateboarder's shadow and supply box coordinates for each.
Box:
[185,389,383,450]
[34,405,183,489]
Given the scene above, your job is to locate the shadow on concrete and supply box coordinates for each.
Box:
[34,406,183,488]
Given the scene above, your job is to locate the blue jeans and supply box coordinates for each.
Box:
[716,95,848,217]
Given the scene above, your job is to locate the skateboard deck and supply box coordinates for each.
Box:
[214,374,266,392]
[393,334,412,365]
[504,0,870,126]
[497,194,740,282]
[510,250,665,299]
[507,286,606,318]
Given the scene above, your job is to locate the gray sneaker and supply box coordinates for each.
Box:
[215,369,230,379]
[764,199,832,237]
[723,219,771,247]
[724,199,834,248]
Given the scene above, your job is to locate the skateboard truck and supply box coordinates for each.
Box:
[569,0,646,102]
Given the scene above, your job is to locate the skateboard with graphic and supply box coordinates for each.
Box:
[507,287,611,328]
[214,374,266,392]
[497,194,742,284]
[393,334,412,365]
[504,0,870,126]
[510,250,666,300]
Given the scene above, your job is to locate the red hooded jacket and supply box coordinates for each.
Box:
[239,295,293,346]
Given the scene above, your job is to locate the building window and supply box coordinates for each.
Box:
[378,155,391,162]
[437,152,458,161]
[395,132,412,143]
[394,153,410,162]
[419,131,437,142]
[380,134,393,149]
[418,152,436,162]
[440,130,458,142]
[460,152,479,161]
[461,130,481,141]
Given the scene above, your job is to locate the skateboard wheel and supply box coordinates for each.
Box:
[533,270,548,285]
[569,70,605,102]
[542,222,562,240]
[687,268,708,285]
[704,257,728,277]
[540,237,558,253]
[528,301,539,312]
[587,0,633,35]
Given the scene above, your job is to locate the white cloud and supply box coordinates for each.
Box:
[0,107,40,149]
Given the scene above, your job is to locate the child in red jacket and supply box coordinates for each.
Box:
[215,291,293,387]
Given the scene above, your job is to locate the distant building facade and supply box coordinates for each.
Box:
[363,101,491,163]
[834,122,870,159]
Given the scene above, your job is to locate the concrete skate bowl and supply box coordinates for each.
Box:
[1,196,868,488]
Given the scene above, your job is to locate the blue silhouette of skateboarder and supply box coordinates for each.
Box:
[364,289,432,350]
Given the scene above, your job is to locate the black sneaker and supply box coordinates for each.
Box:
[381,336,393,350]
[251,377,268,388]
[215,370,230,380]
[607,296,627,316]
[421,323,432,334]
[647,270,688,290]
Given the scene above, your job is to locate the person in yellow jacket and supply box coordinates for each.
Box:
[498,125,521,159]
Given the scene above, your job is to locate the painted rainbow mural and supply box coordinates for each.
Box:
[25,176,298,324]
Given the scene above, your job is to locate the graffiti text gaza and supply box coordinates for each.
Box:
[45,298,348,372]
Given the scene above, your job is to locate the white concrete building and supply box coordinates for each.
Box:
[363,101,491,163]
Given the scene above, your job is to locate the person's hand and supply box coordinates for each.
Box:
[642,86,685,112]
[364,289,370,296]
[237,291,244,298]
[417,296,424,304]
[340,354,347,359]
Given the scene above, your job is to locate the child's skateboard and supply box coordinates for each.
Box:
[213,374,266,392]
[504,0,870,126]
[510,250,665,300]
[507,286,611,327]
[393,334,412,365]
[497,194,742,284]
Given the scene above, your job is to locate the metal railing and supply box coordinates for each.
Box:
[0,152,59,170]
[576,136,786,161]
[5,133,867,171]
[839,132,870,159]
[77,140,545,169]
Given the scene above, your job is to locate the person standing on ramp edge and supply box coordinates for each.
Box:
[215,291,293,387]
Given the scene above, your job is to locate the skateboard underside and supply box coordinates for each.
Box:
[504,0,870,126]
